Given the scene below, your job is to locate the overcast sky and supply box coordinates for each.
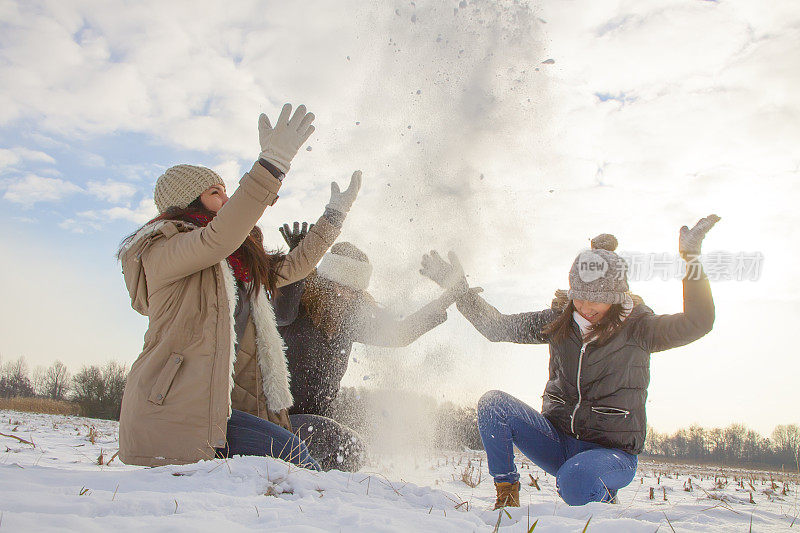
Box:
[1,0,798,436]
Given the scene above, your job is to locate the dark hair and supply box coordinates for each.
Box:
[119,198,285,299]
[541,300,627,345]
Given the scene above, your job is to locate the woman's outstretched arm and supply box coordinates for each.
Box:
[635,215,719,352]
[420,250,555,344]
[352,291,453,347]
[273,171,362,287]
[455,289,555,344]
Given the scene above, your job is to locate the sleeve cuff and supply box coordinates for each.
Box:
[309,214,340,243]
[239,161,283,206]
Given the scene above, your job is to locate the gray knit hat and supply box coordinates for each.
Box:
[567,233,629,304]
[153,164,225,213]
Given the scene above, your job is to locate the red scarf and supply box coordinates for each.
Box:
[184,213,251,284]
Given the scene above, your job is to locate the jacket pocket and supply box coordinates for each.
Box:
[546,392,566,405]
[148,353,184,405]
[591,406,630,417]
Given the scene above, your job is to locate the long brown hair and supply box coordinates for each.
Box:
[300,272,377,339]
[120,198,285,299]
[541,300,627,346]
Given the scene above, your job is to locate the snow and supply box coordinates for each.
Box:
[1,410,797,532]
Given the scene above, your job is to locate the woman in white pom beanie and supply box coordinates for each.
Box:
[421,216,719,509]
[116,103,363,468]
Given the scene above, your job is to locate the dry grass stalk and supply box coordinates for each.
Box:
[0,431,35,447]
[528,473,540,490]
[460,460,481,488]
[84,425,98,445]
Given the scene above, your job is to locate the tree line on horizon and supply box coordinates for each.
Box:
[1,356,798,469]
[0,356,126,420]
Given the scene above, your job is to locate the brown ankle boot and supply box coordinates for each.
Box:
[493,481,520,510]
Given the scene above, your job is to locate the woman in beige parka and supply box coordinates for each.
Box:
[117,103,362,468]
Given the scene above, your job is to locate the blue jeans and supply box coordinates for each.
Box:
[477,390,637,506]
[215,409,320,470]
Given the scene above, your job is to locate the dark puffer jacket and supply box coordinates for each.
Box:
[274,280,448,416]
[456,274,714,454]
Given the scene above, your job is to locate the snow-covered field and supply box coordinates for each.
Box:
[1,410,797,532]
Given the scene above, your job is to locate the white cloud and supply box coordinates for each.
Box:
[0,147,55,170]
[0,149,20,169]
[59,217,101,233]
[3,173,82,205]
[86,179,137,203]
[95,197,157,225]
[211,160,243,193]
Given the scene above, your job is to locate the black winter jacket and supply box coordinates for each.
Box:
[273,281,448,416]
[456,274,714,454]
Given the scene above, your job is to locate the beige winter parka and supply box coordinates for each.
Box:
[118,162,339,466]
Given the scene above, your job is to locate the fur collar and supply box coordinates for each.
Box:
[220,263,292,415]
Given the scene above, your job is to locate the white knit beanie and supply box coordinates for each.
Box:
[316,242,372,291]
[153,164,225,213]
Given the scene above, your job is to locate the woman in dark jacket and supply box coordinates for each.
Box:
[420,215,719,508]
[273,231,456,471]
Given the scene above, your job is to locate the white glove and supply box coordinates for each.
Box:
[258,103,315,174]
[326,171,362,214]
[679,214,720,258]
[420,250,469,297]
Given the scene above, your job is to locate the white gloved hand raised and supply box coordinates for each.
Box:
[679,214,721,258]
[326,170,362,214]
[420,250,470,297]
[258,103,315,174]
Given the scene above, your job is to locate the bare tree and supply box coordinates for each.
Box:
[41,361,71,400]
[772,424,800,467]
[0,357,35,398]
[32,366,46,396]
[724,424,747,461]
[71,361,127,420]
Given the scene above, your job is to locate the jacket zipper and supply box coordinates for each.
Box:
[591,406,630,417]
[546,393,566,405]
[570,342,587,438]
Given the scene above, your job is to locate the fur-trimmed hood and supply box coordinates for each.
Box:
[119,219,198,315]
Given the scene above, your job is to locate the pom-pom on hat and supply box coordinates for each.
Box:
[567,233,629,304]
[316,242,373,291]
[154,164,225,213]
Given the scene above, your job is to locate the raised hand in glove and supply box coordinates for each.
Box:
[326,170,362,215]
[279,221,314,250]
[679,214,721,258]
[420,250,470,297]
[258,103,315,174]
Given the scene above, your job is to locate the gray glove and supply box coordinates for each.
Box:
[258,103,315,174]
[326,170,362,215]
[679,214,721,258]
[420,250,469,297]
[279,221,313,250]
